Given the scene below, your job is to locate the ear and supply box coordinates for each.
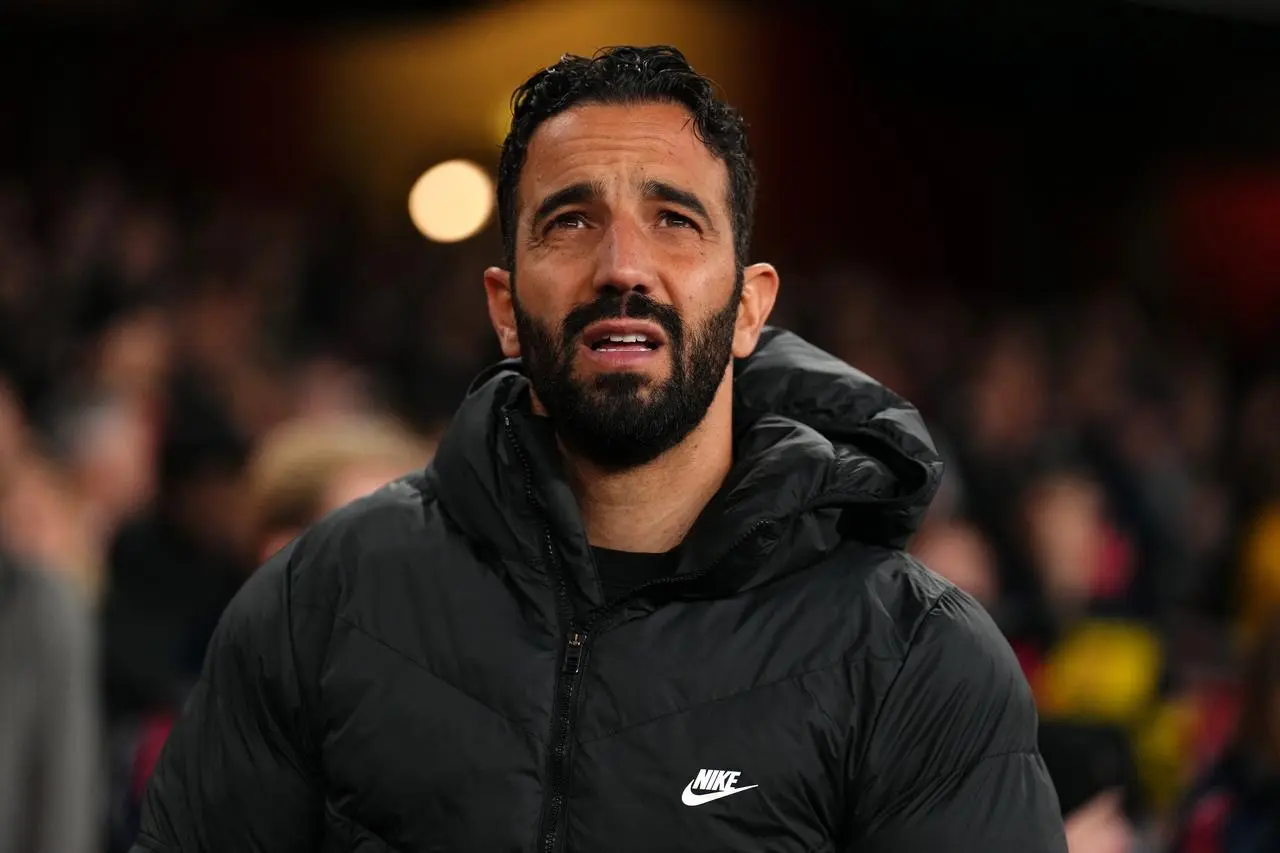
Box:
[483,266,521,358]
[732,262,780,358]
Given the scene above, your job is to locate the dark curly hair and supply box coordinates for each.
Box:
[497,45,756,273]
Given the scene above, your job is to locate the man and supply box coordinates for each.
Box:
[132,46,1066,852]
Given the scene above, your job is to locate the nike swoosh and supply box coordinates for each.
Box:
[681,781,760,807]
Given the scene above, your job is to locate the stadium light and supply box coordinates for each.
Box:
[408,159,495,243]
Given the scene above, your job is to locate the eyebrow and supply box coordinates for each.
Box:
[528,178,716,233]
[530,180,605,233]
[640,178,712,226]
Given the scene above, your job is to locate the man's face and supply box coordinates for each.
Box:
[498,102,744,470]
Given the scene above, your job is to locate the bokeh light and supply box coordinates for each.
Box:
[408,159,495,243]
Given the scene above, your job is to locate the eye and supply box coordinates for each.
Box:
[659,210,699,230]
[547,212,588,232]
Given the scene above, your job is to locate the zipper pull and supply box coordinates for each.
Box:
[563,630,586,675]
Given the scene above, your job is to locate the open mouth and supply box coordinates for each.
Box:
[588,333,661,352]
[582,322,667,353]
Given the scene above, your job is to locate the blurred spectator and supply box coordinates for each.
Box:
[909,518,1000,608]
[1170,609,1280,852]
[91,307,172,406]
[0,551,100,853]
[945,320,1057,619]
[1238,504,1280,649]
[101,412,435,848]
[100,373,253,724]
[1023,469,1127,621]
[0,450,106,602]
[1040,720,1142,853]
[46,389,157,543]
[247,412,437,562]
[97,374,253,850]
[1063,789,1137,853]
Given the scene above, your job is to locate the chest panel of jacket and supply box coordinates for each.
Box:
[313,522,560,849]
[565,607,855,852]
[313,533,894,852]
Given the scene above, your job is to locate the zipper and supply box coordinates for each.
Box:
[540,627,586,853]
[535,524,770,852]
[563,630,586,675]
[502,413,583,853]
[503,411,775,853]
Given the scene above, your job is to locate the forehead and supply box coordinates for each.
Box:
[519,101,730,217]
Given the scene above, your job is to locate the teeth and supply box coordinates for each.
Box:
[606,334,647,343]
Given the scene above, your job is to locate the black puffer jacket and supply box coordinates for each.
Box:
[133,328,1066,853]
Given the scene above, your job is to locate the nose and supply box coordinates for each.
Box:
[591,218,659,300]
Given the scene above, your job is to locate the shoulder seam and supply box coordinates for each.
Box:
[849,584,954,786]
[872,551,958,655]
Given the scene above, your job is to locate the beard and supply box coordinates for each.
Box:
[513,276,742,471]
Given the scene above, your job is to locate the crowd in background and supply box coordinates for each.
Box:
[1,168,1279,852]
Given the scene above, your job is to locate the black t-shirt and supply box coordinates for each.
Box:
[592,546,681,602]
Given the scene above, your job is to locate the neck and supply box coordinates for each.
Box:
[564,382,735,553]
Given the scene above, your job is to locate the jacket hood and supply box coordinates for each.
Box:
[428,327,942,596]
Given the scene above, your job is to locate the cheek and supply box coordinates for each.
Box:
[515,297,565,338]
[512,299,569,362]
[520,235,598,285]
[672,265,733,314]
[513,268,582,327]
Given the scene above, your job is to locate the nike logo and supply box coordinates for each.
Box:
[681,768,759,807]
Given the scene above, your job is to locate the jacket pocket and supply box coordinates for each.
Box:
[322,800,400,853]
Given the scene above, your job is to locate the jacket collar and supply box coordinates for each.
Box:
[428,327,942,599]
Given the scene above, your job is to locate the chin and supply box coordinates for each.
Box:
[585,371,659,395]
[574,362,656,384]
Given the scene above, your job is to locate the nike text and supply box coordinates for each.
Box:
[681,768,759,807]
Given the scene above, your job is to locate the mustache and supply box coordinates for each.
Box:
[561,292,683,348]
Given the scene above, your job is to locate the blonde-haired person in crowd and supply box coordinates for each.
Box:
[117,411,437,833]
[247,413,437,563]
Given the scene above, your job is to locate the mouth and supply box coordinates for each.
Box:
[578,320,667,370]
[581,320,667,353]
